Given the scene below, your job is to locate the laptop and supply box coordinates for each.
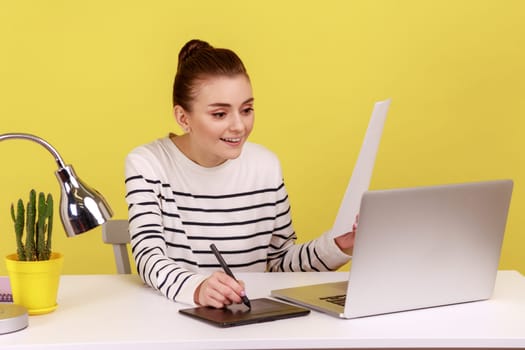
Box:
[271,179,514,318]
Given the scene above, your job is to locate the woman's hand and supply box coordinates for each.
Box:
[193,271,246,308]
[334,214,358,255]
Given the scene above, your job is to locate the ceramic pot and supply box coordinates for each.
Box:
[5,252,64,315]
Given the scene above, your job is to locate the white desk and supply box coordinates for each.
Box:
[0,271,524,349]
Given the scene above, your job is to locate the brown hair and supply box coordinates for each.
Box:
[172,39,249,111]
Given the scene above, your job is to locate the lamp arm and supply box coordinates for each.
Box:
[0,133,67,169]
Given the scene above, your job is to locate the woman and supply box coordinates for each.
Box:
[125,39,355,308]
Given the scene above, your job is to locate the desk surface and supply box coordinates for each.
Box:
[0,271,524,349]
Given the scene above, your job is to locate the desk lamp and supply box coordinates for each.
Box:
[0,133,113,334]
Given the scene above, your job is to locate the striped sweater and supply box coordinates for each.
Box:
[124,135,350,305]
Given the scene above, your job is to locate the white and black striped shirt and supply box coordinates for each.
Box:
[125,136,350,304]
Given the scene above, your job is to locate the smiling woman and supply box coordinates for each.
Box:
[124,39,356,310]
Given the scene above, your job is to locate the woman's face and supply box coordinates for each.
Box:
[179,74,254,167]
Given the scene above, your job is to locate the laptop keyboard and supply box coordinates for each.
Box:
[320,294,346,307]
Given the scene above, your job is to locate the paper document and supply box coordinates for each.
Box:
[331,99,391,237]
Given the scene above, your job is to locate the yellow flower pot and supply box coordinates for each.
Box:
[5,252,64,315]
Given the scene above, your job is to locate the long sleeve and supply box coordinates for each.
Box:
[265,168,350,272]
[125,148,206,305]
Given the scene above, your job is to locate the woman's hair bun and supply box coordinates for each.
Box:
[173,39,248,109]
[178,39,213,65]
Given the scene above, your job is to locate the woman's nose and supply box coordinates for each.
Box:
[229,113,244,130]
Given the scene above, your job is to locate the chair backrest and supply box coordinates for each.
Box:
[102,219,132,274]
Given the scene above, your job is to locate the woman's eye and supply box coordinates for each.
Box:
[212,112,226,118]
[242,107,254,115]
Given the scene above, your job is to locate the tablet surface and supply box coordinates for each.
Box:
[179,298,310,327]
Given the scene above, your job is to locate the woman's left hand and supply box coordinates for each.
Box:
[334,214,358,255]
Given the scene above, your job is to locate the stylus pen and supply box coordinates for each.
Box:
[210,243,252,309]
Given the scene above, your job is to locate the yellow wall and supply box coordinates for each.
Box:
[0,1,523,275]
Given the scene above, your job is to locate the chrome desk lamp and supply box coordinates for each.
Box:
[0,133,113,334]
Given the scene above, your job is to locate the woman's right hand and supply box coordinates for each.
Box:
[193,271,246,308]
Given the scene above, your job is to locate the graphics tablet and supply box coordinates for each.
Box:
[179,298,310,327]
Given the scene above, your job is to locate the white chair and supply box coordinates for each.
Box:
[101,219,132,274]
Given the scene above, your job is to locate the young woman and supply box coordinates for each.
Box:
[125,39,355,308]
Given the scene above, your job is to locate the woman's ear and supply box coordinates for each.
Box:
[174,105,191,133]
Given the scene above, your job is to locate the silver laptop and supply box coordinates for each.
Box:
[271,179,514,318]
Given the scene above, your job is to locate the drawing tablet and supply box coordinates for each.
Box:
[179,298,310,327]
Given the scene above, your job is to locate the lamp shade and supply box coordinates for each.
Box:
[56,165,113,237]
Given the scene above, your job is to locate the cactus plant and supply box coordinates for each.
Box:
[10,189,54,261]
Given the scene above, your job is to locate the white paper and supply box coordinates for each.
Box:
[331,99,391,237]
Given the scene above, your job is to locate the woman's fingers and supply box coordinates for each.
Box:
[195,271,244,307]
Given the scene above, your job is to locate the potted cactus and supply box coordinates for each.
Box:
[5,189,64,315]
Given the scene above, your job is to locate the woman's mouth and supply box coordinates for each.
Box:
[220,137,242,145]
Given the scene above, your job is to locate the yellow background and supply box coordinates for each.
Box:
[0,1,523,275]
